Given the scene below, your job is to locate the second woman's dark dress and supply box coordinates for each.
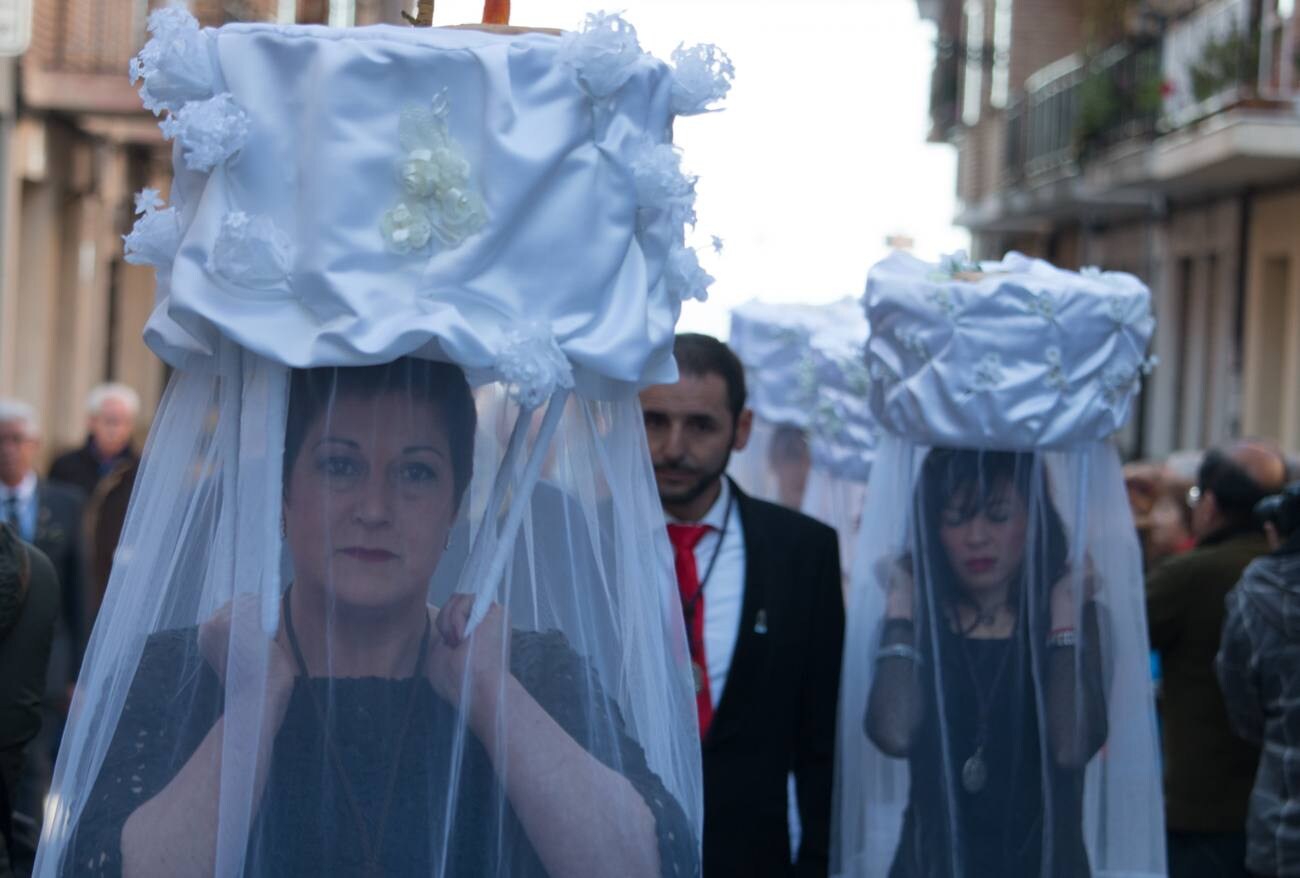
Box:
[869,607,1106,878]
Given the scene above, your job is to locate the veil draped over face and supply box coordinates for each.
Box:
[832,253,1165,878]
[36,12,731,877]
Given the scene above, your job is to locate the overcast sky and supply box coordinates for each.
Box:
[435,0,970,338]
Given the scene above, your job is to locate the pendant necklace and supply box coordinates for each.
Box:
[283,586,431,875]
[952,605,1016,794]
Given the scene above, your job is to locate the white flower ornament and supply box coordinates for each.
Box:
[381,92,487,254]
[129,7,214,115]
[497,325,576,410]
[208,212,293,289]
[560,12,644,99]
[665,245,713,303]
[159,93,250,172]
[670,43,735,115]
[123,188,182,268]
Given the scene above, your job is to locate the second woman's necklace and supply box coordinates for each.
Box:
[953,609,1017,794]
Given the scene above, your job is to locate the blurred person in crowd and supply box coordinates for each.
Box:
[640,333,844,877]
[769,423,812,511]
[48,384,140,498]
[1147,439,1288,877]
[1216,481,1300,878]
[0,400,83,867]
[0,525,58,877]
[1126,459,1196,572]
[49,384,142,628]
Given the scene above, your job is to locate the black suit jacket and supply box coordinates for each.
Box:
[702,480,844,878]
[32,481,85,690]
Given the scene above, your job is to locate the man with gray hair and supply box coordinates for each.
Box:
[49,383,141,499]
[0,399,84,869]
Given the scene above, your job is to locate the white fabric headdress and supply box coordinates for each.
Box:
[40,10,733,877]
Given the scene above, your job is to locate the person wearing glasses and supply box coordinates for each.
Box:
[1146,441,1288,878]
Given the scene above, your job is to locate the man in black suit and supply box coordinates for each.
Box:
[0,399,85,864]
[640,334,845,877]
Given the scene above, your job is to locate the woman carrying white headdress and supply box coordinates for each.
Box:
[832,252,1166,877]
[35,8,734,877]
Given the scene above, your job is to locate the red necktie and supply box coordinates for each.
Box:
[667,523,714,739]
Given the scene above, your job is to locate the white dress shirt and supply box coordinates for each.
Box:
[669,478,746,709]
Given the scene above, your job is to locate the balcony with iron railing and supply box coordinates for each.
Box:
[1003,39,1164,185]
[998,0,1300,192]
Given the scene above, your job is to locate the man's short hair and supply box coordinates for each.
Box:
[0,399,40,438]
[86,383,141,419]
[673,333,747,422]
[1199,443,1287,529]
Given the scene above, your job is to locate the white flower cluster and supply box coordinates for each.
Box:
[560,11,645,99]
[159,93,250,173]
[665,245,713,303]
[381,92,487,255]
[971,352,1005,391]
[496,324,576,410]
[669,43,735,116]
[132,8,250,172]
[129,7,213,115]
[1045,347,1069,392]
[207,212,293,290]
[562,12,725,310]
[123,188,182,268]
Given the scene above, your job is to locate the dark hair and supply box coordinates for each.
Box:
[673,333,746,422]
[1255,480,1300,547]
[1198,446,1286,532]
[912,448,1069,622]
[283,358,477,510]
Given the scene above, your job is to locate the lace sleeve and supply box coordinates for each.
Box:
[864,619,924,757]
[510,630,700,878]
[60,628,223,878]
[1045,602,1108,769]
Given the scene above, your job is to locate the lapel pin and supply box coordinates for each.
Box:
[753,609,768,635]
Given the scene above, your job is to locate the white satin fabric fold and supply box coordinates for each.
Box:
[147,24,679,397]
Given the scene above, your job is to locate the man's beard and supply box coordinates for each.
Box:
[655,443,734,509]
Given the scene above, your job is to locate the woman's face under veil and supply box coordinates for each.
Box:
[936,477,1029,597]
[283,390,457,616]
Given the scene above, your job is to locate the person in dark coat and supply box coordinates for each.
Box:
[1216,481,1300,878]
[48,384,141,627]
[0,524,59,877]
[0,399,84,871]
[640,334,845,878]
[1147,440,1288,877]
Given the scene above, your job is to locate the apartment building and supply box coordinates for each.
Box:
[921,0,1300,457]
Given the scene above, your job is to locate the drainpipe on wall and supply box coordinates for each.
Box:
[1231,187,1254,439]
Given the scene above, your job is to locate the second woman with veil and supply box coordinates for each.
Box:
[834,252,1166,878]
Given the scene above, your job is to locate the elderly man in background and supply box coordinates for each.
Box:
[1147,439,1289,878]
[49,384,142,626]
[0,400,83,873]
